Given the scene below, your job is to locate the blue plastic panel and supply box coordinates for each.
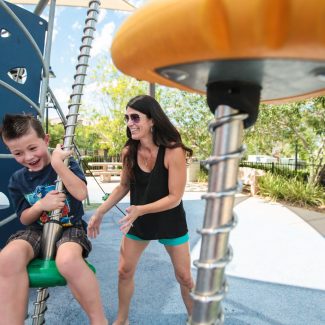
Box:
[0,2,47,248]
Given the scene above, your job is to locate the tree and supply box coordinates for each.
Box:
[244,97,325,185]
[157,88,212,159]
[48,122,64,148]
[82,58,213,159]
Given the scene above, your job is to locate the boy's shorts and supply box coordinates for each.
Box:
[7,225,92,258]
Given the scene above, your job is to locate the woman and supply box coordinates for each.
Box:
[88,95,194,325]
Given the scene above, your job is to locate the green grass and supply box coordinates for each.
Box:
[83,203,101,211]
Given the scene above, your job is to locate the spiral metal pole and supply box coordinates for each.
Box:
[32,2,101,324]
[189,105,247,325]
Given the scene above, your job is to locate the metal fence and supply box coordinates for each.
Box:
[80,154,121,163]
[239,161,316,182]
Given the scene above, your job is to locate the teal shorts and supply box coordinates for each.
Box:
[125,232,189,246]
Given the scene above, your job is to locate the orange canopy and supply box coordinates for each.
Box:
[111,0,325,102]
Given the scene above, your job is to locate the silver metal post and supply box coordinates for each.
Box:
[34,0,49,16]
[39,0,56,119]
[190,105,247,325]
[149,83,155,97]
[32,288,49,325]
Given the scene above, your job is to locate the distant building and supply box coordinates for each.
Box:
[247,155,277,163]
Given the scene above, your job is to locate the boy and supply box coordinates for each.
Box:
[0,114,108,325]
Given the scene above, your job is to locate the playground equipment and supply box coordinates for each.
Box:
[0,0,47,247]
[0,0,135,247]
[0,0,134,323]
[110,0,325,324]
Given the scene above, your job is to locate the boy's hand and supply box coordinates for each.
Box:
[51,144,73,165]
[36,190,67,211]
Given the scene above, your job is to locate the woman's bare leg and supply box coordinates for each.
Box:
[165,242,194,316]
[113,236,149,325]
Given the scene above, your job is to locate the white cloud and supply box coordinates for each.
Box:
[97,9,107,24]
[72,20,82,30]
[91,22,115,57]
[70,56,77,65]
[50,87,70,116]
[83,81,101,104]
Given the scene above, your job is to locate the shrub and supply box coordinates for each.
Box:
[197,166,209,183]
[257,172,325,209]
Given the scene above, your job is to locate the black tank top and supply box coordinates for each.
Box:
[128,146,188,240]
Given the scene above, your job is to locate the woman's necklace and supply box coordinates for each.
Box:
[143,153,151,168]
[140,146,157,169]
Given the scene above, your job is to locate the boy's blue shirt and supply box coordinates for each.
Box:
[8,158,87,228]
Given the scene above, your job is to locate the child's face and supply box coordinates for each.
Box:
[4,128,51,172]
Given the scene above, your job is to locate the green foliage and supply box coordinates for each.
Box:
[79,58,213,159]
[244,97,325,186]
[48,123,64,147]
[196,167,209,183]
[257,173,325,209]
[158,89,212,159]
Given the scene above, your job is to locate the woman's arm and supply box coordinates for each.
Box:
[87,149,130,238]
[51,144,87,201]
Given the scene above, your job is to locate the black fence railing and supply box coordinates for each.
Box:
[239,161,315,182]
[81,155,121,163]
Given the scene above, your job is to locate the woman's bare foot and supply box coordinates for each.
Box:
[112,320,129,325]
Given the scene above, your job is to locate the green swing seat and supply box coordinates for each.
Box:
[28,258,96,288]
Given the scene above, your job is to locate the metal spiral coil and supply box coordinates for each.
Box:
[32,288,49,325]
[64,0,100,157]
[190,106,247,325]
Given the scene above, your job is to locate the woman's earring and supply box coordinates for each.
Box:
[150,126,154,133]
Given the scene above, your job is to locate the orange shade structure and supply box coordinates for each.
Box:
[111,0,325,103]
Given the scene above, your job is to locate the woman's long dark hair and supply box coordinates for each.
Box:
[123,95,192,178]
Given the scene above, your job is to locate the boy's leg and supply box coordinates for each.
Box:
[0,238,35,325]
[55,227,108,325]
[113,236,149,325]
[164,240,194,316]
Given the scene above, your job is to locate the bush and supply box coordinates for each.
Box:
[196,166,209,183]
[257,172,325,209]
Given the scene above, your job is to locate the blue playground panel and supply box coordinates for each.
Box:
[0,2,47,248]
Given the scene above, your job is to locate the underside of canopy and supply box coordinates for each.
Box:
[7,0,135,11]
[111,0,325,103]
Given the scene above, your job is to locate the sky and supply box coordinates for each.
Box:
[18,1,145,119]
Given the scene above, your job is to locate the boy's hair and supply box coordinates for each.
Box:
[0,114,45,142]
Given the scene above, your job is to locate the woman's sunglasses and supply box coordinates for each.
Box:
[124,113,141,123]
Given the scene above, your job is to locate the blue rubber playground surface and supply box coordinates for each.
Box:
[25,185,325,325]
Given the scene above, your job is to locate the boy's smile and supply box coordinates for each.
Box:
[4,129,51,172]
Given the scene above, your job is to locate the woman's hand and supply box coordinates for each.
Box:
[87,212,104,239]
[119,205,141,235]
